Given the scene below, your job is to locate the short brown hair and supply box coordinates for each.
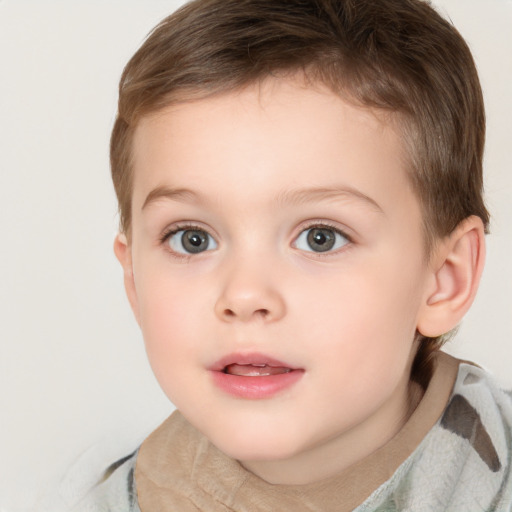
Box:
[110,0,489,384]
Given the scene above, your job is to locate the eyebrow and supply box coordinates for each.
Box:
[274,186,384,214]
[142,184,384,214]
[142,186,200,210]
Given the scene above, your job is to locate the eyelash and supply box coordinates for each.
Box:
[299,221,350,238]
[160,224,201,242]
[159,221,353,258]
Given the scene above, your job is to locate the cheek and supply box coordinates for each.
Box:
[135,270,207,370]
[298,256,424,358]
[138,288,208,407]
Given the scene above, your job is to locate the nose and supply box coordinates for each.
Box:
[214,258,286,323]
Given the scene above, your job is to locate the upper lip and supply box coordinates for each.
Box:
[210,352,300,372]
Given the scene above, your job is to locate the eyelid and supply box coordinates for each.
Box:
[294,220,353,241]
[160,221,217,242]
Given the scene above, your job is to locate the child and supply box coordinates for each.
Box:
[78,0,512,509]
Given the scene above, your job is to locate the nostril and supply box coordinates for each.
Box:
[221,307,269,320]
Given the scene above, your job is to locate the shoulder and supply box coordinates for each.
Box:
[73,450,140,512]
[36,446,142,512]
[446,361,512,433]
[411,361,512,509]
[438,361,512,472]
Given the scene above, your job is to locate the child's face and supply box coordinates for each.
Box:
[121,77,435,483]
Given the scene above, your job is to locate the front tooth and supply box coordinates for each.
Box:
[246,369,271,376]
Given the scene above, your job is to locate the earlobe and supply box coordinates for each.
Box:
[114,233,141,325]
[417,216,486,338]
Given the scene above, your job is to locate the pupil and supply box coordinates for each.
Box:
[189,234,202,246]
[182,230,208,253]
[314,232,327,244]
[307,228,335,252]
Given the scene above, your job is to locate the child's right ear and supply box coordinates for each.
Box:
[113,233,141,326]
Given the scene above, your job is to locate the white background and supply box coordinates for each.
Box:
[0,1,511,509]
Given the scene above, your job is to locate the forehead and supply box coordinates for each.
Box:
[130,77,416,220]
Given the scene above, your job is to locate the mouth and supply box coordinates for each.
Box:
[223,363,292,377]
[210,353,304,399]
[211,352,298,374]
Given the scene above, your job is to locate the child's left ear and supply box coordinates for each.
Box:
[417,216,486,338]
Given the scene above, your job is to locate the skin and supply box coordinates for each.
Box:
[115,76,485,485]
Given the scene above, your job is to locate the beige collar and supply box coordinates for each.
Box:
[136,352,460,511]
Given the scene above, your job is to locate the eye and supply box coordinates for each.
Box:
[167,228,218,254]
[294,226,349,253]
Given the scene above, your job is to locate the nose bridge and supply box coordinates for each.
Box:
[214,247,286,323]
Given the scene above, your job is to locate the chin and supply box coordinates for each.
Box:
[209,427,304,462]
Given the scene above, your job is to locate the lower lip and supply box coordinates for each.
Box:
[210,369,304,399]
